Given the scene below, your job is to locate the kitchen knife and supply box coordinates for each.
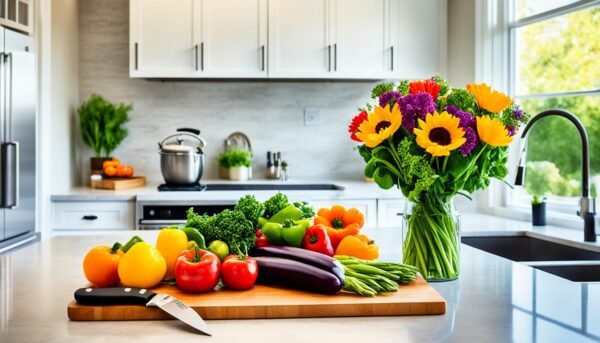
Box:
[74,287,211,336]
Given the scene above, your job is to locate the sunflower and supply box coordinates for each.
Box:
[355,104,402,148]
[476,116,513,147]
[466,83,513,113]
[414,111,466,156]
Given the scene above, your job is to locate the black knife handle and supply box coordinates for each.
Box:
[74,287,157,306]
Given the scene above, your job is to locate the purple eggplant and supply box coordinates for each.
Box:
[251,245,345,282]
[254,256,343,294]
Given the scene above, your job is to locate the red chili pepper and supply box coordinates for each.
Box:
[302,225,334,256]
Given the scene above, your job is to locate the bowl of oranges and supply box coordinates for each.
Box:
[102,159,134,178]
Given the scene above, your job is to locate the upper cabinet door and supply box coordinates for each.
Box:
[130,0,197,77]
[331,0,389,79]
[268,0,332,78]
[389,0,446,79]
[201,0,267,78]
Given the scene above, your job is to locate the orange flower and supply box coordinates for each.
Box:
[466,83,513,113]
[476,116,513,147]
[409,79,440,99]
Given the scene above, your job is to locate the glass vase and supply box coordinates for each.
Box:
[402,195,460,281]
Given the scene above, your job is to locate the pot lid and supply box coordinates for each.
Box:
[161,144,196,153]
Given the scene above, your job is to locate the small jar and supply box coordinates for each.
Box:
[90,174,103,189]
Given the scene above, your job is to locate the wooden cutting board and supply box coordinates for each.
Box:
[67,277,445,321]
[92,176,146,190]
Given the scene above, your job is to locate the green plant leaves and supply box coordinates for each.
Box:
[78,94,132,157]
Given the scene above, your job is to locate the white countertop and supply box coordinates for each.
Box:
[2,215,600,342]
[50,179,406,202]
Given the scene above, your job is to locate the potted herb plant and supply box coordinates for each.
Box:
[78,94,132,173]
[524,161,557,226]
[217,149,252,181]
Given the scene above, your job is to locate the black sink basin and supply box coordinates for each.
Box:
[204,183,344,191]
[535,264,600,282]
[461,236,600,261]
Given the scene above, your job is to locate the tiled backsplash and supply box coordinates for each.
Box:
[78,0,377,185]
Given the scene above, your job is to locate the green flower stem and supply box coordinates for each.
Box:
[402,195,460,280]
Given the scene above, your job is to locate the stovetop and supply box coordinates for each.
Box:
[157,184,207,192]
[157,183,344,192]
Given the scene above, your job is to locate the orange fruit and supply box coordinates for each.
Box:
[102,159,120,169]
[104,165,118,177]
[116,165,134,178]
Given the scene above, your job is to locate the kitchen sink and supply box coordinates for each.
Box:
[534,264,600,282]
[461,236,600,261]
[204,183,344,191]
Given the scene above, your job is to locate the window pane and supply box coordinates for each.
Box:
[515,6,600,95]
[518,95,599,198]
[515,0,580,20]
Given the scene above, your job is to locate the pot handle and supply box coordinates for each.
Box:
[177,128,200,135]
[158,132,207,150]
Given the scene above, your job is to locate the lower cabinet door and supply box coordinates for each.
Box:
[53,201,134,230]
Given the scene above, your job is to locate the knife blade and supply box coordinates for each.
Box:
[74,287,211,336]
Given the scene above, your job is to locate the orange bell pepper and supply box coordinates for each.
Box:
[314,205,364,249]
[335,234,379,260]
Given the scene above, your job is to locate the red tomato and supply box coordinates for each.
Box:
[174,248,221,293]
[221,255,258,290]
[255,233,270,247]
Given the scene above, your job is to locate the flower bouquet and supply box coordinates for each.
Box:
[348,76,528,281]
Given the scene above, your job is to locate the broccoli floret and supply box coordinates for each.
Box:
[234,195,265,227]
[293,201,315,219]
[397,80,410,96]
[212,209,256,255]
[445,88,477,114]
[186,208,219,242]
[371,83,395,99]
[432,75,450,96]
[263,192,289,219]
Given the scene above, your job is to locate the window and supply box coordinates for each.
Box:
[507,0,600,213]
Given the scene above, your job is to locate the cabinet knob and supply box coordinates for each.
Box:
[396,212,404,216]
[82,215,98,220]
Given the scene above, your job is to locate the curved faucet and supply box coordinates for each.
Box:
[514,109,596,242]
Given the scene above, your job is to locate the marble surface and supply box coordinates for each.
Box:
[2,223,600,342]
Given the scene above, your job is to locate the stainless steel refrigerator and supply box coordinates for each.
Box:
[0,28,36,252]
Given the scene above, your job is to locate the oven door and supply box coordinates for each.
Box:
[138,219,186,230]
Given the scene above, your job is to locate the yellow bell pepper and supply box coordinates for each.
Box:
[335,234,379,260]
[118,242,166,288]
[156,227,189,280]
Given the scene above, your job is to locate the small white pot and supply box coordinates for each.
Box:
[229,166,250,181]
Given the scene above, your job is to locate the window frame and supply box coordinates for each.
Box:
[476,0,600,229]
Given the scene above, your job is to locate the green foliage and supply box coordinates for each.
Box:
[397,80,410,96]
[371,83,395,99]
[78,94,131,157]
[293,202,315,219]
[525,161,580,198]
[217,149,252,168]
[432,75,450,96]
[263,192,289,219]
[186,208,256,255]
[234,195,265,227]
[445,89,477,114]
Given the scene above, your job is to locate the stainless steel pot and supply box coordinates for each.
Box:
[158,129,207,185]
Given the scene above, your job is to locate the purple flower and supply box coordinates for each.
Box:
[379,91,402,107]
[397,93,437,132]
[445,105,475,128]
[513,108,524,121]
[460,127,478,156]
[507,125,517,136]
[445,105,478,156]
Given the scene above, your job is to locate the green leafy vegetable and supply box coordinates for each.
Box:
[293,201,315,219]
[217,149,252,169]
[186,208,255,256]
[235,195,265,227]
[263,192,289,219]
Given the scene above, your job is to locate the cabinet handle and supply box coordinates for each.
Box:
[200,42,204,71]
[396,212,403,216]
[334,43,337,71]
[390,46,394,71]
[82,215,98,221]
[195,44,199,71]
[327,45,332,72]
[261,45,265,71]
[134,42,139,70]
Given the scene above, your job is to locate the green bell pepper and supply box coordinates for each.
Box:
[258,217,269,228]
[181,227,207,249]
[262,222,284,245]
[281,219,310,247]
[269,205,304,224]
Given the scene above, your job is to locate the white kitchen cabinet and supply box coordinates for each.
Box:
[309,199,378,228]
[130,0,198,77]
[53,201,135,231]
[377,199,408,228]
[0,0,33,35]
[389,0,446,79]
[267,0,332,78]
[330,0,390,79]
[201,0,267,77]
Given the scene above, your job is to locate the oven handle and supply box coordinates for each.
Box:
[138,219,186,230]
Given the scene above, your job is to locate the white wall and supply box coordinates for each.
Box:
[447,0,476,87]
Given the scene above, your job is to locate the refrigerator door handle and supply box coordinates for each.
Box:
[0,52,5,208]
[2,142,18,209]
